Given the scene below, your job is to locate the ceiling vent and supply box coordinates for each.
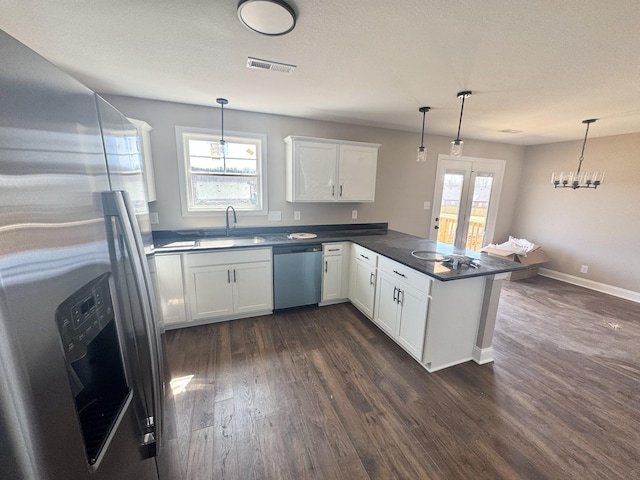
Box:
[246,57,296,73]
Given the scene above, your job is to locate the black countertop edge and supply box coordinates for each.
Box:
[153,227,528,282]
[152,222,388,240]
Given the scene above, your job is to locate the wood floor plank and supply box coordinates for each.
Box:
[165,276,640,480]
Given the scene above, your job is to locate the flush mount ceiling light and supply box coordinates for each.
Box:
[417,106,431,162]
[551,119,605,189]
[237,0,296,36]
[450,91,472,157]
[215,98,228,159]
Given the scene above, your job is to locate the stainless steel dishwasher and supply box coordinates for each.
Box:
[273,244,322,310]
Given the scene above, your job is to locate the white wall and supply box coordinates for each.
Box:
[103,95,525,242]
[512,132,640,293]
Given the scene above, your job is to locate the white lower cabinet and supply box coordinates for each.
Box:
[373,258,431,360]
[348,244,378,318]
[184,248,273,324]
[155,253,187,327]
[321,242,349,304]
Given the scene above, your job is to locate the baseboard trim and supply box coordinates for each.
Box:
[472,346,494,365]
[538,268,640,304]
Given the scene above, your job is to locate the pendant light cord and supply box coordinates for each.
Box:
[576,121,591,173]
[420,110,426,148]
[220,102,225,143]
[455,95,466,141]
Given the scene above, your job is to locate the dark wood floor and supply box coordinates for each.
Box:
[165,276,640,479]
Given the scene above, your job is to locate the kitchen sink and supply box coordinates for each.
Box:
[160,236,266,250]
[411,250,446,261]
[198,236,265,248]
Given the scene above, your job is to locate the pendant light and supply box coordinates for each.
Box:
[216,97,228,158]
[551,119,604,189]
[417,106,431,162]
[450,91,472,157]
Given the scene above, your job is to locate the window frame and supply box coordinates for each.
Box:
[175,126,268,216]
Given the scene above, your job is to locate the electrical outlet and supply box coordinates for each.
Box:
[580,265,589,274]
[149,212,159,225]
[423,201,431,210]
[351,210,358,219]
[267,211,282,221]
[294,210,301,220]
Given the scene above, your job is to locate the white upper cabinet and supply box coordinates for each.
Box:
[127,117,156,202]
[285,136,380,203]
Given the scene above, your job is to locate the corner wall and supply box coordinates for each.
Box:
[513,132,640,293]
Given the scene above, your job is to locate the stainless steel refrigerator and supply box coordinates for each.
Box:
[0,30,180,479]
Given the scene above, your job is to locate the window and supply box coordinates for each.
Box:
[176,127,268,215]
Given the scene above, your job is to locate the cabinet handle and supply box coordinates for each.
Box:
[369,272,374,286]
[360,254,369,260]
[332,185,335,196]
[233,269,237,283]
[227,269,231,283]
[340,185,343,197]
[325,261,328,273]
[398,289,404,305]
[393,286,398,302]
[393,270,407,278]
[328,248,340,252]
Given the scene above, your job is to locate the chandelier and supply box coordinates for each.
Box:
[551,119,604,189]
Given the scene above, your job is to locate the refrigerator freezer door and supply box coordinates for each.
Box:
[0,31,159,479]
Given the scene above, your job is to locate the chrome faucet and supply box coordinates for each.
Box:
[225,205,237,236]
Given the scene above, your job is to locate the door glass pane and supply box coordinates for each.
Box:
[437,173,464,246]
[465,174,494,251]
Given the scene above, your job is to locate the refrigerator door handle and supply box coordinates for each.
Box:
[102,191,163,455]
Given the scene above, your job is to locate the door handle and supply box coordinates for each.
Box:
[325,261,328,273]
[393,286,398,302]
[397,289,404,305]
[340,185,343,197]
[227,269,231,283]
[102,191,162,455]
[369,272,374,286]
[434,226,439,230]
[233,269,237,283]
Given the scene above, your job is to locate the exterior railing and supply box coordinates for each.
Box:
[437,212,486,251]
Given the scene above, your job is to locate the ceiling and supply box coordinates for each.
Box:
[3,0,640,145]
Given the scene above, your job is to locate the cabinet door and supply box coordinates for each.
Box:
[396,283,429,360]
[338,144,378,202]
[373,271,399,336]
[322,255,343,302]
[233,261,273,314]
[155,254,186,326]
[293,141,338,201]
[349,260,376,318]
[186,264,234,321]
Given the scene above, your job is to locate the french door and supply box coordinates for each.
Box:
[429,155,505,251]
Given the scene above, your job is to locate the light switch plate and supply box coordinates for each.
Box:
[424,201,431,210]
[149,212,159,225]
[267,211,282,221]
[351,210,358,219]
[294,210,301,220]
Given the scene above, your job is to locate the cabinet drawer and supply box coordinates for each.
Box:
[185,247,272,268]
[378,256,432,294]
[323,243,344,256]
[352,243,377,267]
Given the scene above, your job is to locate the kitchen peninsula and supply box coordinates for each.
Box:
[153,224,526,372]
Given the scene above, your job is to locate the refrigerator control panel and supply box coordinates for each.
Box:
[55,272,114,362]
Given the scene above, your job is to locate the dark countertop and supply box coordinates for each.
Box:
[153,224,527,282]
